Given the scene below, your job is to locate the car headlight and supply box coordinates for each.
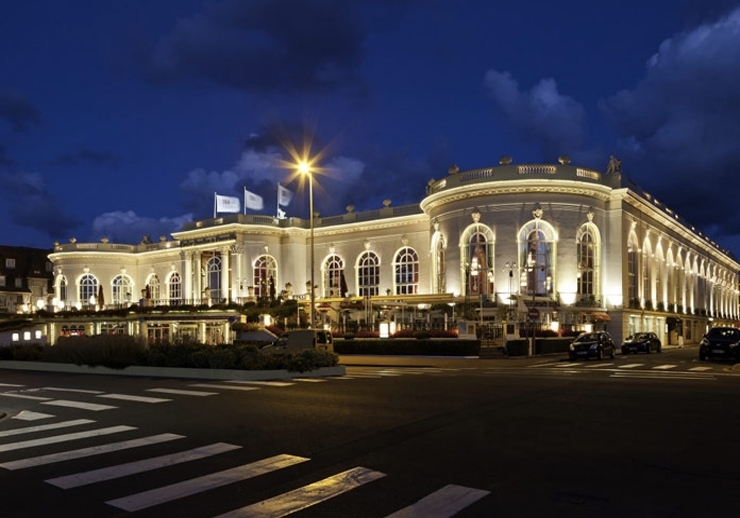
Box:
[700,339,709,347]
[569,344,574,351]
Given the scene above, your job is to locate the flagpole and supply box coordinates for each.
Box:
[244,187,247,215]
[276,183,280,218]
[213,192,217,218]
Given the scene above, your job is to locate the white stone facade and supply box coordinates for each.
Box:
[46,162,740,346]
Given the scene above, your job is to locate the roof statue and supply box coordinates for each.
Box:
[606,155,622,175]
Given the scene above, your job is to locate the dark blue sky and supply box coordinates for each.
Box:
[2,0,740,257]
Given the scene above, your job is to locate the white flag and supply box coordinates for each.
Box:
[215,194,240,213]
[277,207,286,219]
[244,188,264,210]
[278,183,294,207]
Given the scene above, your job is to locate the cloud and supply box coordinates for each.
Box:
[601,6,740,237]
[50,148,121,168]
[0,87,41,132]
[483,70,587,160]
[91,211,192,244]
[141,0,367,95]
[0,171,80,238]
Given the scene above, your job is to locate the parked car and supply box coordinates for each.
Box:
[568,331,616,360]
[621,332,662,354]
[263,329,334,353]
[699,326,740,361]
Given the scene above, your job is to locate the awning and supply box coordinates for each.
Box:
[591,312,611,322]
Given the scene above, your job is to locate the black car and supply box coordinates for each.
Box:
[568,331,616,360]
[621,332,662,354]
[699,326,740,361]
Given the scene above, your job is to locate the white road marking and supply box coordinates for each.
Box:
[611,371,714,381]
[190,384,260,392]
[584,363,614,368]
[0,425,136,452]
[42,400,117,411]
[41,387,104,394]
[47,442,239,488]
[97,393,171,403]
[226,381,295,387]
[291,378,327,383]
[618,363,645,369]
[688,366,713,372]
[1,433,184,470]
[146,388,218,396]
[556,363,582,368]
[0,383,24,387]
[106,453,309,512]
[12,411,55,421]
[385,484,490,518]
[653,364,677,370]
[529,362,561,368]
[0,419,94,438]
[212,466,386,518]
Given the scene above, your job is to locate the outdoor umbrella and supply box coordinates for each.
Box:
[97,284,105,307]
[340,271,348,298]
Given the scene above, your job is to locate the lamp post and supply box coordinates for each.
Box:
[298,161,316,329]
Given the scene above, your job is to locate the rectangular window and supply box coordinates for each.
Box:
[0,275,5,287]
[6,258,15,268]
[15,278,22,288]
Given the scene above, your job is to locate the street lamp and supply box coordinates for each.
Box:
[298,161,316,329]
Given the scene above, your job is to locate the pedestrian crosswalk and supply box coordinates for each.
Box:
[0,414,490,517]
[523,360,728,380]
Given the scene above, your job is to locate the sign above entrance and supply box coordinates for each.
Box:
[527,308,540,320]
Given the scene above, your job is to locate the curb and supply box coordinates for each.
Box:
[0,361,346,381]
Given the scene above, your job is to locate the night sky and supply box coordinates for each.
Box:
[2,0,740,258]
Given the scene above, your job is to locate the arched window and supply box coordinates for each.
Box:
[168,272,182,304]
[357,251,380,297]
[147,274,160,302]
[576,223,600,300]
[112,274,134,304]
[394,247,419,295]
[627,233,638,306]
[253,255,277,298]
[79,274,98,305]
[206,256,222,301]
[431,231,446,294]
[57,275,68,303]
[518,220,556,297]
[323,255,344,297]
[460,221,495,297]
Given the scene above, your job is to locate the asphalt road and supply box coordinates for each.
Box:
[1,346,739,517]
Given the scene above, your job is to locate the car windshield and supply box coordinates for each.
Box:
[706,328,740,340]
[632,333,649,340]
[575,333,598,343]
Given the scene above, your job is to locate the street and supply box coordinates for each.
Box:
[1,346,740,517]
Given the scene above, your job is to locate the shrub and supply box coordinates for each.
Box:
[43,335,147,369]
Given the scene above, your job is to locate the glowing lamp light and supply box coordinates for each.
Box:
[379,322,390,338]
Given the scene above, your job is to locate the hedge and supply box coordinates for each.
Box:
[1,335,338,373]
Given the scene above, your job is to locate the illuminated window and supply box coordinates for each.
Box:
[168,272,182,304]
[394,247,419,295]
[323,255,345,297]
[6,258,15,268]
[112,274,134,304]
[253,255,277,298]
[357,251,380,297]
[206,255,222,301]
[11,333,19,342]
[23,331,31,340]
[79,274,98,305]
[34,330,42,339]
